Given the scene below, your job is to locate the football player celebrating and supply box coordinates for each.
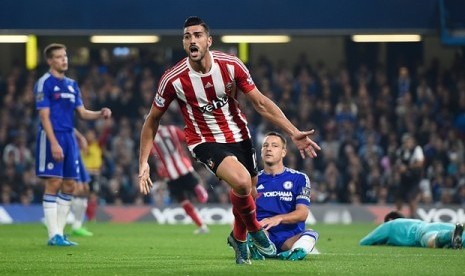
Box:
[138,16,320,264]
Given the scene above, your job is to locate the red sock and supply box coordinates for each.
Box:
[194,184,208,204]
[229,190,261,233]
[86,197,97,221]
[231,206,247,241]
[182,200,203,227]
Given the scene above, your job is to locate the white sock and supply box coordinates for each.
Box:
[292,234,317,254]
[72,197,87,230]
[43,194,58,239]
[57,193,72,236]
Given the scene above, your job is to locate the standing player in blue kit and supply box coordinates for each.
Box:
[35,43,111,246]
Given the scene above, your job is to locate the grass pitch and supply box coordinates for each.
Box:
[0,222,462,275]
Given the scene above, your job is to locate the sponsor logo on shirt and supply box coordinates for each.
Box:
[262,190,293,202]
[199,96,228,113]
[205,82,213,89]
[257,184,265,190]
[54,93,76,103]
[53,86,60,91]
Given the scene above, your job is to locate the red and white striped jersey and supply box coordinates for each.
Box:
[152,51,256,150]
[151,125,194,180]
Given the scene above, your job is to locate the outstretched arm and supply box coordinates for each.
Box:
[76,106,112,120]
[245,88,320,158]
[359,223,391,246]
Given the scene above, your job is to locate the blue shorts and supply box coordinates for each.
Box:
[35,130,79,179]
[77,152,91,183]
[269,228,303,253]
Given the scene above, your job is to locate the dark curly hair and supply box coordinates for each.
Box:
[384,211,405,222]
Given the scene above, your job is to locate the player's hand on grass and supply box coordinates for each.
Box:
[290,130,321,159]
[138,162,153,195]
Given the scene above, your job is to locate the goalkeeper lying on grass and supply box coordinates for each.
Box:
[360,211,463,249]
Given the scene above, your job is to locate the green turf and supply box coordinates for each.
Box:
[0,223,462,275]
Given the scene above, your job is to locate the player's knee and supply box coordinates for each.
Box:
[303,229,319,240]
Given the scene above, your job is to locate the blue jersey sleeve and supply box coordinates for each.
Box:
[73,81,83,108]
[295,172,311,206]
[35,73,52,110]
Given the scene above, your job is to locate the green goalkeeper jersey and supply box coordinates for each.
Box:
[360,218,459,247]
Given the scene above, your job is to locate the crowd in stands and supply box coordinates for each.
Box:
[1,47,465,208]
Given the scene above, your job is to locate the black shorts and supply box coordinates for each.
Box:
[192,139,258,177]
[166,171,200,202]
[396,173,421,202]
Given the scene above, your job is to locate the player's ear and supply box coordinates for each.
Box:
[207,36,212,47]
[282,148,287,158]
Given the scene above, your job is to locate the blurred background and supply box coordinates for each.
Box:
[1,0,465,222]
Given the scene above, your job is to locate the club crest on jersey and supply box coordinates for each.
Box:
[207,158,215,170]
[199,96,228,113]
[283,181,293,190]
[154,93,166,107]
[207,158,215,169]
[225,82,233,93]
[68,85,75,93]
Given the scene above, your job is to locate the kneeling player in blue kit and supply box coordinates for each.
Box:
[249,132,319,261]
[360,211,463,249]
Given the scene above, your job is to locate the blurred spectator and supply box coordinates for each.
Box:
[393,134,425,218]
[0,46,464,208]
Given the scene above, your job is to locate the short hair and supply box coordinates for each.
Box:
[264,131,287,148]
[183,16,210,34]
[44,43,66,60]
[384,211,405,222]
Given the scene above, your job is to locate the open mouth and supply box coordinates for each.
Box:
[189,45,199,53]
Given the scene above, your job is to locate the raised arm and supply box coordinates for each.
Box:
[245,88,320,158]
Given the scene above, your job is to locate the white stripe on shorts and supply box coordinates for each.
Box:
[39,130,47,172]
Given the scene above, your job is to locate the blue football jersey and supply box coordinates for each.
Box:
[256,167,311,233]
[34,72,83,132]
